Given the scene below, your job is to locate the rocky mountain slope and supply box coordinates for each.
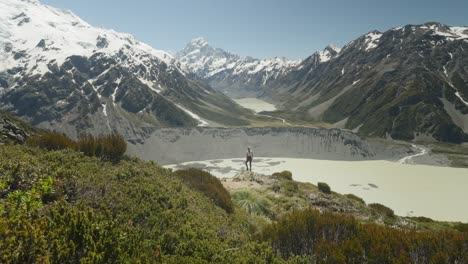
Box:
[0,111,43,144]
[176,37,300,97]
[266,22,468,143]
[0,0,251,142]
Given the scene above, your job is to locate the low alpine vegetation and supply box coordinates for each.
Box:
[260,208,467,263]
[0,144,466,263]
[232,190,272,216]
[318,182,331,194]
[272,170,293,181]
[369,203,395,218]
[27,132,126,162]
[174,168,234,213]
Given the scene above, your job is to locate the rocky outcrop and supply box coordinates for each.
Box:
[128,127,411,165]
[0,112,41,144]
[0,118,26,144]
[232,169,267,182]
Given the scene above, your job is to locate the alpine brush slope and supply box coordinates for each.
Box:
[267,22,468,143]
[0,0,250,142]
[176,37,300,98]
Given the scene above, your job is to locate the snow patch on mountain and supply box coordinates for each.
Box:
[363,32,382,51]
[318,44,341,62]
[175,104,209,127]
[421,23,468,40]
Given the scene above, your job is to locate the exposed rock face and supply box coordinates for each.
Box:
[0,112,42,144]
[128,127,411,165]
[0,118,27,144]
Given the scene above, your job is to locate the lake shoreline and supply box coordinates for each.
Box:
[166,157,468,222]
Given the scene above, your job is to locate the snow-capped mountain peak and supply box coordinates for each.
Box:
[0,0,251,140]
[362,31,383,51]
[188,37,209,48]
[325,44,341,53]
[0,0,175,76]
[317,44,341,62]
[176,37,300,96]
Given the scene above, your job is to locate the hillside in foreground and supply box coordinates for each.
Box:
[0,141,466,263]
[0,112,466,262]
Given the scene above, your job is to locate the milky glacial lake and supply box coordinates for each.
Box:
[166,157,468,222]
[234,98,277,113]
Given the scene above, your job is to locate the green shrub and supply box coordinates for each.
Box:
[96,134,127,162]
[280,180,298,196]
[345,194,365,204]
[27,132,127,162]
[78,133,127,162]
[260,208,468,263]
[232,190,271,216]
[27,132,78,151]
[174,169,234,213]
[409,216,434,223]
[272,171,293,181]
[317,182,331,194]
[454,222,468,232]
[271,184,280,193]
[77,134,99,157]
[369,203,394,218]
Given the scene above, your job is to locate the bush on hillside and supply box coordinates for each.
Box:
[345,194,366,204]
[259,208,467,263]
[409,216,434,223]
[280,180,298,197]
[27,132,78,151]
[271,184,280,193]
[27,132,127,162]
[454,223,468,232]
[174,169,234,213]
[318,182,331,194]
[369,203,395,218]
[272,171,293,181]
[78,134,127,162]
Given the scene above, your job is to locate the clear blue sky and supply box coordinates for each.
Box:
[42,0,468,60]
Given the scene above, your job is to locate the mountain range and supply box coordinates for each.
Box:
[176,37,301,98]
[178,24,468,143]
[0,0,251,142]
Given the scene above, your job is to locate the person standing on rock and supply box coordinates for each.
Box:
[245,146,253,171]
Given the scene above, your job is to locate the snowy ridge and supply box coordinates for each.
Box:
[317,44,341,62]
[419,23,468,40]
[0,0,248,137]
[363,31,382,51]
[177,37,300,82]
[389,23,468,44]
[0,0,177,76]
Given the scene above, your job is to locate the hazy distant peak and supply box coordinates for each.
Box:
[189,37,209,48]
